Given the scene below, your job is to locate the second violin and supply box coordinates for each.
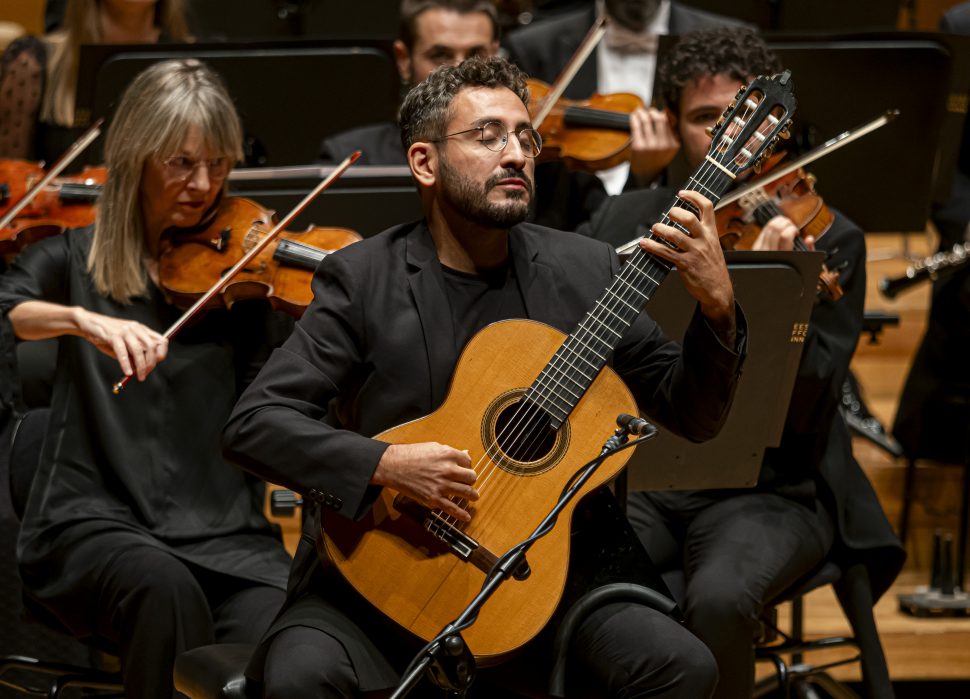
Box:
[527,78,643,173]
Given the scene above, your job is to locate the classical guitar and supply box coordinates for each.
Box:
[321,72,797,663]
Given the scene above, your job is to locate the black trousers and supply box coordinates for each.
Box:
[626,490,834,699]
[261,599,718,699]
[37,541,285,699]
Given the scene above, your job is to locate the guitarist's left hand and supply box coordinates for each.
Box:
[637,189,737,346]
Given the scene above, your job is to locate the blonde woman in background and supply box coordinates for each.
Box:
[0,0,190,161]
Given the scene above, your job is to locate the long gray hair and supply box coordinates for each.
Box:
[89,59,243,304]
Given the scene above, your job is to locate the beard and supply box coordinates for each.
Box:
[438,156,534,229]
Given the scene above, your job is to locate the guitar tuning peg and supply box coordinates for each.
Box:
[779,118,794,140]
[705,126,715,137]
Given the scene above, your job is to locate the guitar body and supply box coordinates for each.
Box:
[320,319,637,663]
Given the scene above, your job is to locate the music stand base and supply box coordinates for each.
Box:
[898,587,970,617]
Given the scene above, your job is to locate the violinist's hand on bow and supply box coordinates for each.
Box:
[76,309,168,382]
[753,215,814,252]
[372,442,479,523]
[638,189,737,345]
[629,106,680,186]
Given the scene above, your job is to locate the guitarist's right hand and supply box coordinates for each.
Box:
[371,443,479,522]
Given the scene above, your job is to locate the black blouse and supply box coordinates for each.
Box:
[0,228,290,610]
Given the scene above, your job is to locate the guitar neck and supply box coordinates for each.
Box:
[527,160,736,429]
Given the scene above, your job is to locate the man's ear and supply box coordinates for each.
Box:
[393,40,412,84]
[409,141,436,188]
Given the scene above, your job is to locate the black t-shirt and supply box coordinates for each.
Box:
[441,262,527,353]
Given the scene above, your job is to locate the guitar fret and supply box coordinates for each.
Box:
[625,263,663,289]
[604,289,639,313]
[580,317,622,339]
[566,329,610,359]
[590,303,631,330]
[541,355,595,397]
[616,276,649,301]
[537,370,583,401]
[687,177,718,198]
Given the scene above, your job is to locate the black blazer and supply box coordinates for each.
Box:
[504,3,750,100]
[580,188,905,599]
[223,220,747,686]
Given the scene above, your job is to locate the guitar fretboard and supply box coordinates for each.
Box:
[525,162,735,429]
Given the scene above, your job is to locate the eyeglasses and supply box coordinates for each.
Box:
[161,155,231,182]
[435,121,542,158]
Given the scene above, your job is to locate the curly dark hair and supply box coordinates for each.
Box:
[658,27,781,116]
[399,56,530,150]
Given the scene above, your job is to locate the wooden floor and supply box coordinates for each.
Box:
[268,229,970,685]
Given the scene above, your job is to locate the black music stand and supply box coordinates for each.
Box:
[657,33,969,232]
[75,40,399,166]
[625,251,822,492]
[227,164,421,237]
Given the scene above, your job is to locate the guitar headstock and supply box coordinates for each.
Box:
[707,70,797,179]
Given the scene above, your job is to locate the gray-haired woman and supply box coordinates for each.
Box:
[0,59,290,698]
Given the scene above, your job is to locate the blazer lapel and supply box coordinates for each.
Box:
[511,226,570,333]
[405,224,459,408]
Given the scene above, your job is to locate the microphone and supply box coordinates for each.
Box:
[616,413,656,437]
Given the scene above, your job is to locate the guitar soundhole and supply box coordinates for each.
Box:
[483,390,569,476]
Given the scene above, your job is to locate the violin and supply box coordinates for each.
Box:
[527,78,642,173]
[159,196,361,317]
[113,151,362,394]
[0,159,105,261]
[714,154,843,300]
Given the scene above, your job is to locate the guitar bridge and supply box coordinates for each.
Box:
[393,495,530,581]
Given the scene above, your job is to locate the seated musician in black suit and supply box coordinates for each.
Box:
[319,0,499,165]
[579,27,905,699]
[224,55,750,698]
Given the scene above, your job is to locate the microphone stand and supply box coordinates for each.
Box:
[391,416,658,698]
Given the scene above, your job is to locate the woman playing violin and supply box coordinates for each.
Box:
[579,27,904,699]
[0,59,290,698]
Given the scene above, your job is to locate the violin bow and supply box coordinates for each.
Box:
[614,109,899,257]
[112,150,362,394]
[531,14,607,129]
[0,118,105,229]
